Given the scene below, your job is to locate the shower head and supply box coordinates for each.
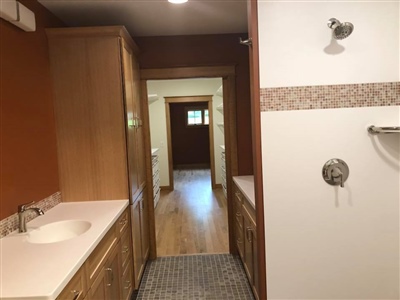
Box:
[327,18,354,40]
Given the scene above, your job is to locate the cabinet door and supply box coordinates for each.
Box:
[88,268,107,300]
[131,54,146,191]
[251,223,259,300]
[131,198,143,289]
[140,187,149,262]
[106,244,121,300]
[243,214,254,284]
[121,40,140,199]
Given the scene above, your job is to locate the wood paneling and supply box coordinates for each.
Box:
[247,0,267,299]
[136,34,253,176]
[0,0,63,220]
[47,35,129,201]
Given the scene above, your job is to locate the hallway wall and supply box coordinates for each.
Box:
[258,1,400,299]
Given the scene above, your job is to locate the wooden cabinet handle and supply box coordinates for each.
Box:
[71,289,81,300]
[122,245,129,254]
[119,218,127,226]
[246,227,253,243]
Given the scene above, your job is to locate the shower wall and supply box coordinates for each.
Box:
[258,1,400,299]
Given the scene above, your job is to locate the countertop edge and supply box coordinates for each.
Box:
[232,176,255,209]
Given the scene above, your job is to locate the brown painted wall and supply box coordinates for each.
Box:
[135,34,253,175]
[170,102,210,167]
[0,0,63,220]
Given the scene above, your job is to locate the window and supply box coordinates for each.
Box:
[186,107,209,126]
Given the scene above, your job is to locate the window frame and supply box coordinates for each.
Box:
[185,106,209,127]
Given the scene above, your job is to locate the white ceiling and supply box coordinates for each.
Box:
[38,0,248,37]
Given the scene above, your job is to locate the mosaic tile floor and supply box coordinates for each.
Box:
[135,254,255,300]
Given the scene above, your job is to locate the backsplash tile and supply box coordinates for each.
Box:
[260,82,400,111]
[0,192,61,238]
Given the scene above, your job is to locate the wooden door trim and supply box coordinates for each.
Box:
[248,0,267,299]
[140,65,239,260]
[140,66,235,80]
[164,101,174,190]
[164,95,217,190]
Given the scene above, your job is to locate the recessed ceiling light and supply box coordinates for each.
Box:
[168,0,188,4]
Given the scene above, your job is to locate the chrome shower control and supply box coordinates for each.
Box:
[322,159,349,188]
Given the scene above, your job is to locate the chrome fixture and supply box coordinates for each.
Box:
[368,125,400,135]
[327,18,354,40]
[322,158,349,188]
[239,37,252,46]
[18,201,44,233]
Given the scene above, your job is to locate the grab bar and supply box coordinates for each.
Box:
[367,125,400,134]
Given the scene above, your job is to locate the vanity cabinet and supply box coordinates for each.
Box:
[233,181,259,300]
[56,207,133,300]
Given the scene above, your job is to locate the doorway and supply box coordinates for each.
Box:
[145,78,229,256]
[140,66,239,259]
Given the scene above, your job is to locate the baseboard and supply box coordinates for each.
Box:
[160,185,172,191]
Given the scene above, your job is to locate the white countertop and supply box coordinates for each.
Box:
[0,200,129,300]
[233,176,255,209]
[220,145,225,151]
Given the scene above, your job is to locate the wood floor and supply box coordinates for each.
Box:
[155,169,229,256]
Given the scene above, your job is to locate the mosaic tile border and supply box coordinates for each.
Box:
[260,82,400,111]
[0,192,61,238]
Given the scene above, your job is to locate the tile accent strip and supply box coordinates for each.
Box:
[260,82,400,111]
[0,192,61,238]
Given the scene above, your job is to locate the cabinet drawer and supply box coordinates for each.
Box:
[57,266,87,300]
[153,172,160,188]
[86,225,118,285]
[117,208,129,236]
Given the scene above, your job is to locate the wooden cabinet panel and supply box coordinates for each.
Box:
[121,260,133,300]
[131,197,143,289]
[47,33,129,202]
[140,187,149,262]
[105,243,121,300]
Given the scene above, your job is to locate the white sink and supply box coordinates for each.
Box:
[28,220,91,244]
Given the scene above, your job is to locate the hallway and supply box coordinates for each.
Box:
[155,169,229,256]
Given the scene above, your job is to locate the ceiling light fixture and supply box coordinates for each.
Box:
[168,0,188,4]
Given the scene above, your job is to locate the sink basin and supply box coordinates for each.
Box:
[28,220,91,244]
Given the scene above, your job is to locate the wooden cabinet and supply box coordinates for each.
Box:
[46,26,146,203]
[233,182,259,300]
[57,207,134,300]
[131,188,149,289]
[47,26,148,292]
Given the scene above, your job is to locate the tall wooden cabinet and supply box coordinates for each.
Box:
[46,26,148,295]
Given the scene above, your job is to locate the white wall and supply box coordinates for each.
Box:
[262,106,400,299]
[147,78,223,187]
[258,1,400,87]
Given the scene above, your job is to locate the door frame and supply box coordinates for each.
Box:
[140,66,239,260]
[164,95,217,190]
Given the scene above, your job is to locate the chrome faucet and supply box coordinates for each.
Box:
[18,201,44,233]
